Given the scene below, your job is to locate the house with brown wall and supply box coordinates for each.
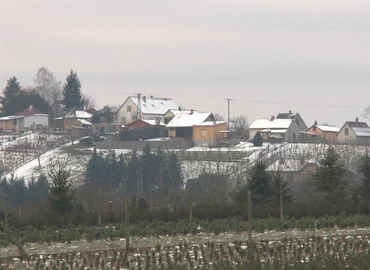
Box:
[0,116,23,131]
[193,121,227,146]
[302,121,340,143]
[166,112,227,146]
[61,110,93,130]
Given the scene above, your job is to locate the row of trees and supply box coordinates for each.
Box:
[1,68,92,117]
[84,146,183,198]
[234,146,370,206]
[0,157,76,216]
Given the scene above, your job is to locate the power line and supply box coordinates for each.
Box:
[1,91,365,109]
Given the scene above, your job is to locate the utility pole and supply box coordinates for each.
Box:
[226,99,232,130]
[136,93,142,120]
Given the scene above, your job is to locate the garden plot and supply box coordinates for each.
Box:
[0,227,370,268]
[0,132,70,176]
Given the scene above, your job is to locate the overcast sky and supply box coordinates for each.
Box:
[1,0,370,127]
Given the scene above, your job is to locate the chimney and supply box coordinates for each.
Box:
[356,117,359,122]
[150,95,153,98]
[314,120,317,125]
[190,109,194,115]
[155,118,160,125]
[29,105,33,111]
[289,110,292,114]
[270,115,275,121]
[143,96,146,103]
[178,106,182,111]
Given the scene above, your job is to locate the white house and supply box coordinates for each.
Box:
[15,105,49,130]
[116,96,178,125]
[249,111,307,143]
[337,118,370,145]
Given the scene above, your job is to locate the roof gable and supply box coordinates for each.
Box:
[249,118,293,129]
[338,121,370,137]
[308,124,340,133]
[130,96,178,115]
[16,106,43,117]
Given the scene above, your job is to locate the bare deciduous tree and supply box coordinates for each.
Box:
[363,106,370,119]
[230,115,249,139]
[82,94,97,109]
[33,67,62,105]
[213,113,225,121]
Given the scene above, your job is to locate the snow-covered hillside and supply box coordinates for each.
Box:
[3,141,368,185]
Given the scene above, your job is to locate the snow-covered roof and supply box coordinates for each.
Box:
[250,118,292,129]
[78,119,92,126]
[130,96,178,115]
[32,114,48,117]
[260,129,287,134]
[0,115,24,120]
[316,125,340,132]
[141,119,166,126]
[194,121,226,126]
[166,109,198,116]
[352,127,370,137]
[167,113,213,128]
[64,110,93,119]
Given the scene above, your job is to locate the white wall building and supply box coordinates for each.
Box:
[116,96,178,125]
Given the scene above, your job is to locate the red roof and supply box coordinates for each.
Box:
[16,107,44,117]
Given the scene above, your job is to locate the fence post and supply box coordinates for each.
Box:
[4,195,8,228]
[125,198,130,250]
[280,181,283,220]
[109,201,113,212]
[97,189,101,226]
[189,188,193,223]
[247,191,252,244]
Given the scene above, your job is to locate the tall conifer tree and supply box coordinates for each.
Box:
[62,70,83,112]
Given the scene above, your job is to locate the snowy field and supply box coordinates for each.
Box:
[1,226,370,265]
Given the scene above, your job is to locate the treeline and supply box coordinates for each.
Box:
[84,145,183,198]
[1,145,370,228]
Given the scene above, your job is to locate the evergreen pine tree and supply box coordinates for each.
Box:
[155,148,167,196]
[313,146,346,203]
[28,174,49,204]
[359,151,370,200]
[272,170,292,204]
[140,144,155,195]
[85,147,105,186]
[126,149,140,195]
[47,158,75,215]
[5,89,49,116]
[252,132,263,147]
[247,160,272,203]
[62,70,83,112]
[118,152,126,184]
[234,160,272,204]
[0,77,21,115]
[166,151,184,194]
[105,150,120,188]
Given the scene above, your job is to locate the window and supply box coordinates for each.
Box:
[345,127,349,136]
[201,129,207,137]
[127,106,131,112]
